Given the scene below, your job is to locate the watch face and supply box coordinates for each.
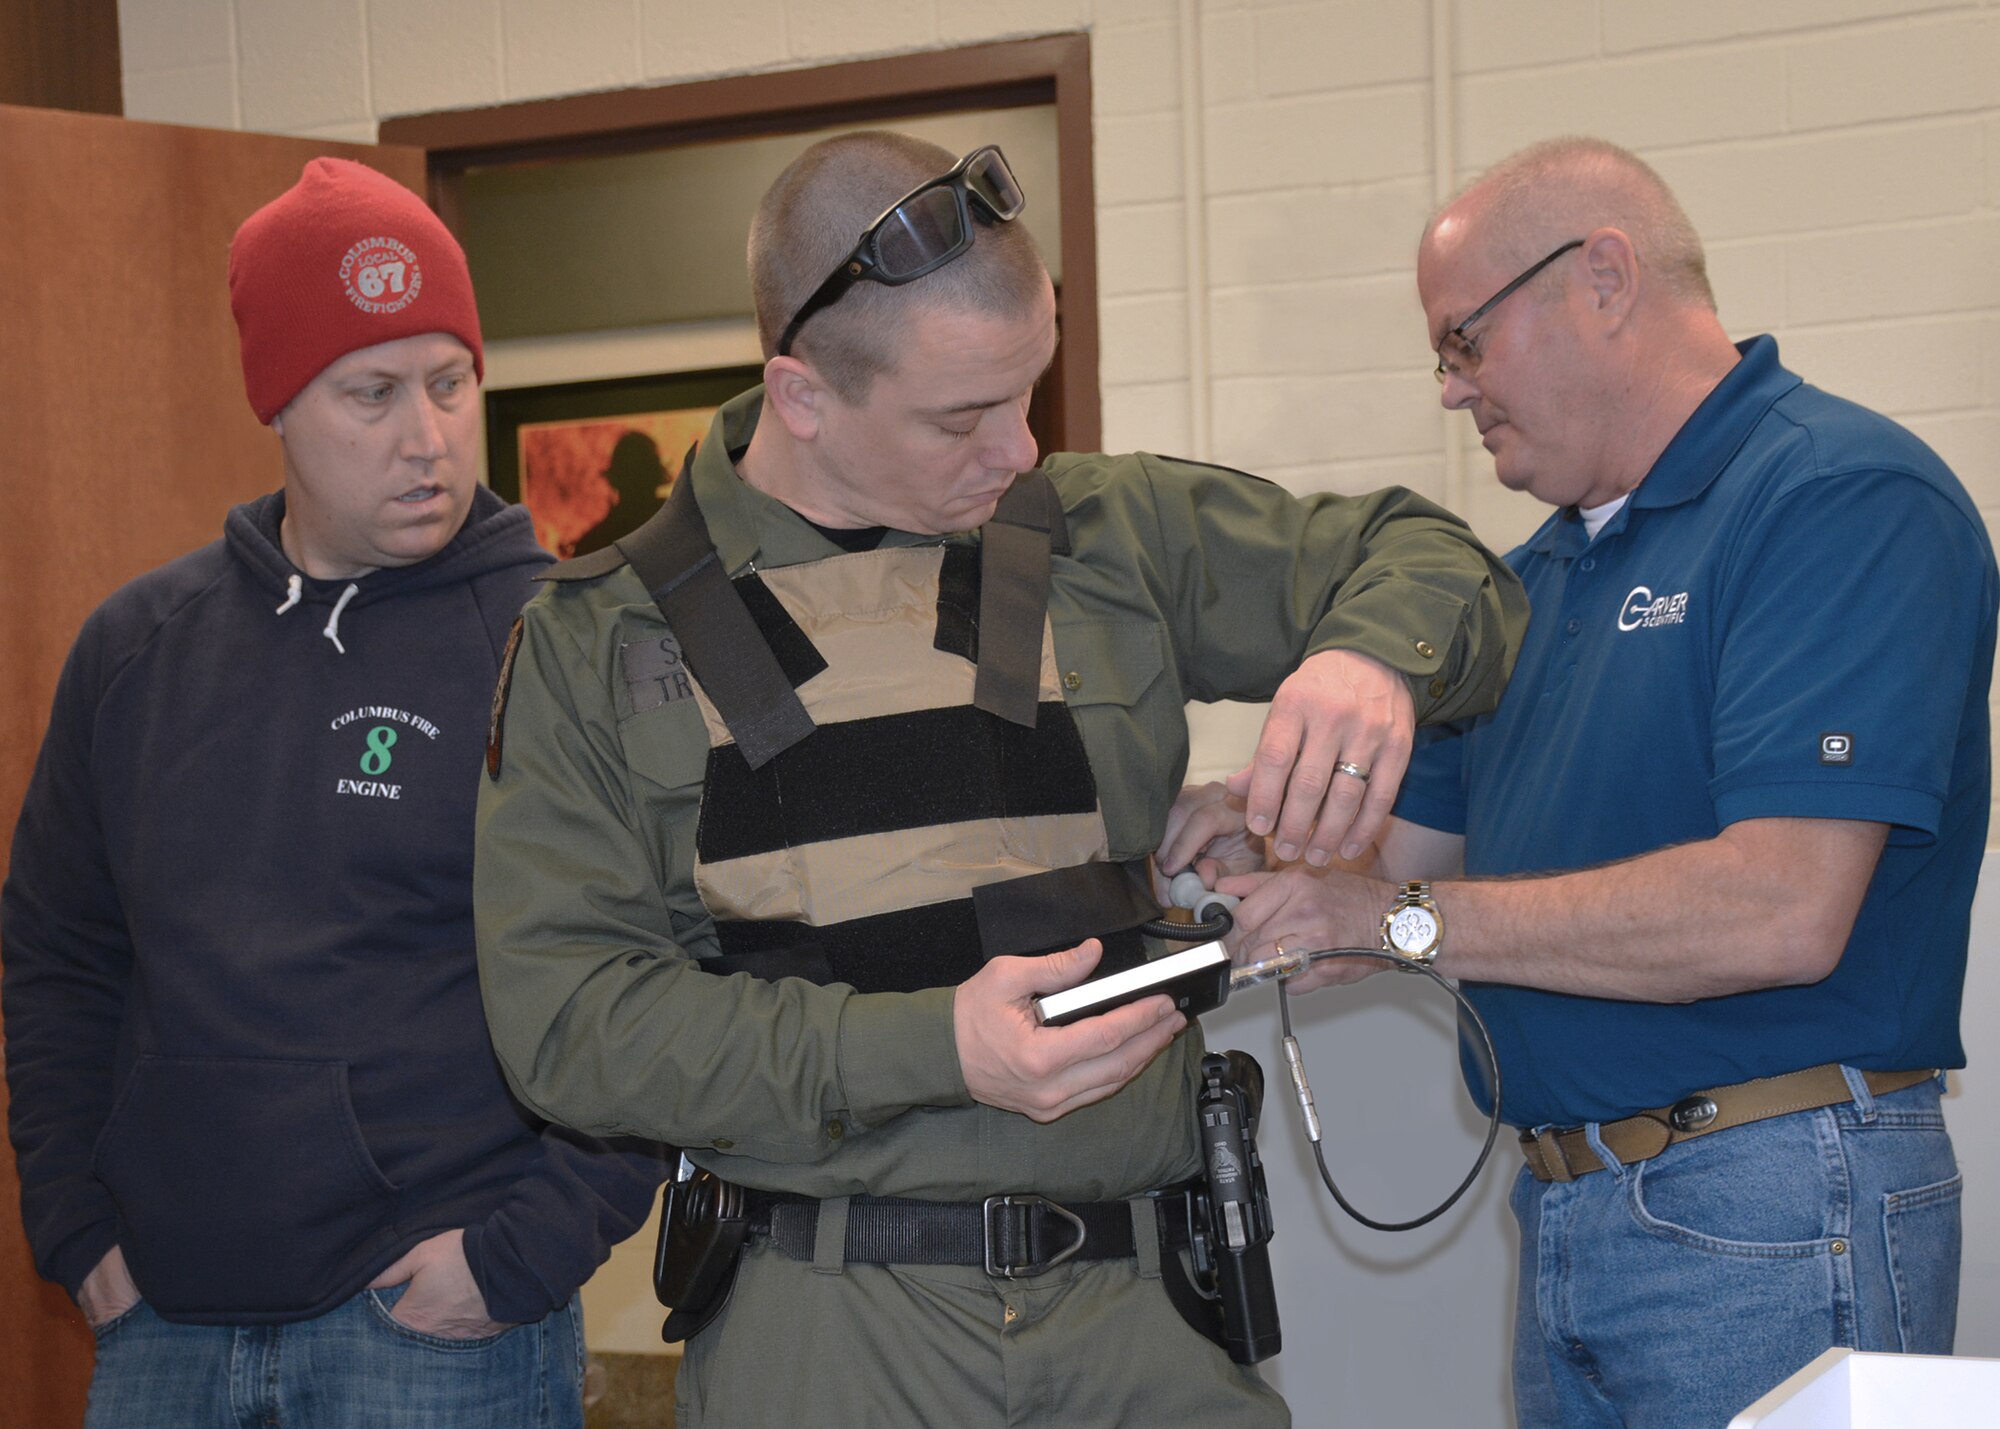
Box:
[1388,906,1438,955]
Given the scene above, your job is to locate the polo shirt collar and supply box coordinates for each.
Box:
[1525,334,1802,557]
[688,385,953,576]
[1630,334,1800,511]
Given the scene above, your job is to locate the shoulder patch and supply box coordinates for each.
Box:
[487,617,525,779]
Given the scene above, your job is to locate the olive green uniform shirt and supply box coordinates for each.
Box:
[474,389,1525,1205]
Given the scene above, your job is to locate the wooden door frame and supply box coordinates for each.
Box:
[1,105,434,1429]
[379,33,1100,449]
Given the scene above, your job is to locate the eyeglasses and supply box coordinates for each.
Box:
[1433,238,1584,384]
[776,145,1027,358]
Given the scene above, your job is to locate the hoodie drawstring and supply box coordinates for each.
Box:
[323,583,359,655]
[274,574,303,615]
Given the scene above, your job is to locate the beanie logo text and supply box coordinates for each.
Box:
[339,236,424,315]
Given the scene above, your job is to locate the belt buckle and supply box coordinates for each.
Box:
[982,1194,1086,1279]
[1531,1127,1577,1183]
[1669,1094,1719,1133]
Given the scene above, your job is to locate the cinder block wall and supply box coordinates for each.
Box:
[118,3,2000,1414]
[120,0,2000,801]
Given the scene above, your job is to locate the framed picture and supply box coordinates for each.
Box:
[484,363,763,558]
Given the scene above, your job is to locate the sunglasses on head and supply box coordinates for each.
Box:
[776,145,1027,358]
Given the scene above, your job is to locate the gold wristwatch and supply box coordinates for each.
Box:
[1381,881,1443,967]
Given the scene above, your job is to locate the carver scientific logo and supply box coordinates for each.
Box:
[1617,586,1690,632]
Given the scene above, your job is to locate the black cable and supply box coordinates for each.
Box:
[1139,913,1234,941]
[1276,949,1504,1232]
[1154,899,1503,1230]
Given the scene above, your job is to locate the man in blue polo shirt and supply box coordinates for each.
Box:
[1167,136,1996,1427]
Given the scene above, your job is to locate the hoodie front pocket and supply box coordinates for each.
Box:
[93,1056,398,1317]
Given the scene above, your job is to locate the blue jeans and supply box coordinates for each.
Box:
[84,1284,585,1429]
[1510,1072,1960,1429]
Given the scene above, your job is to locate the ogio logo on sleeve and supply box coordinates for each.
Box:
[1820,733,1854,766]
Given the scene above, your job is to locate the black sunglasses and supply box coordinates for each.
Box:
[776,145,1027,358]
[1433,238,1585,384]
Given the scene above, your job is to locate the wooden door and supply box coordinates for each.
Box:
[0,105,425,1427]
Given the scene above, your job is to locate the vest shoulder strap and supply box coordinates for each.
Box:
[974,469,1063,728]
[617,451,814,771]
[597,459,1065,761]
[540,545,629,582]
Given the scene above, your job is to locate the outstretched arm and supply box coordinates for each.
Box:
[1221,816,1887,999]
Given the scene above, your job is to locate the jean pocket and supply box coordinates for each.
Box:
[1885,1172,1961,1353]
[92,1056,398,1316]
[1625,1131,1836,1258]
[364,1286,518,1351]
[89,1300,146,1341]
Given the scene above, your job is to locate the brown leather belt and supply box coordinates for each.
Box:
[1520,1064,1936,1183]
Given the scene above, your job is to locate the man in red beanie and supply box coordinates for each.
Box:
[2,157,664,1428]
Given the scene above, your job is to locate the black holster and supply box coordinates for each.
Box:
[1158,1050,1283,1363]
[652,1159,750,1343]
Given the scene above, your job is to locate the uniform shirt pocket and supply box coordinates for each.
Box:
[1051,619,1184,859]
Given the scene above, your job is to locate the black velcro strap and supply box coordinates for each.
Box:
[539,544,629,582]
[618,453,815,770]
[973,860,1160,960]
[973,471,1060,728]
[706,885,1150,994]
[710,897,983,992]
[733,573,829,689]
[695,701,1096,863]
[749,1191,1161,1273]
[933,542,981,663]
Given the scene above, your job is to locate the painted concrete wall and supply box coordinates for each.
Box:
[117,0,2000,1419]
[118,0,2000,802]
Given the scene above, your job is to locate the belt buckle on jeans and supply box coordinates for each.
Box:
[1669,1094,1719,1133]
[1532,1127,1577,1182]
[983,1194,1086,1278]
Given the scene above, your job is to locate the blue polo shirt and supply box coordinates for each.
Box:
[1397,336,1997,1128]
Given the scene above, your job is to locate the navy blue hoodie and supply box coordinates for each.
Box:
[2,486,663,1324]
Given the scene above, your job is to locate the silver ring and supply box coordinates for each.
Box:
[1334,760,1370,783]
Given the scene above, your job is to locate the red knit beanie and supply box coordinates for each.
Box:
[228,158,485,424]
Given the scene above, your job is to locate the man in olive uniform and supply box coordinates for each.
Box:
[473,132,1527,1426]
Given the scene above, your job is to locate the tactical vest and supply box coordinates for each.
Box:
[557,465,1159,991]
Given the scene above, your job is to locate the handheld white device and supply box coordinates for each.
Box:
[1033,940,1233,1027]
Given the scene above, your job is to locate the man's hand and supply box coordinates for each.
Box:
[367,1228,512,1340]
[1219,866,1394,993]
[78,1246,141,1329]
[1228,649,1415,868]
[955,940,1187,1123]
[1154,781,1264,897]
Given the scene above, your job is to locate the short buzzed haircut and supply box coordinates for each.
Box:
[748,131,1049,401]
[1432,136,1716,311]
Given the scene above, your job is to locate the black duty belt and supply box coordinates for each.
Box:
[745,1186,1195,1280]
